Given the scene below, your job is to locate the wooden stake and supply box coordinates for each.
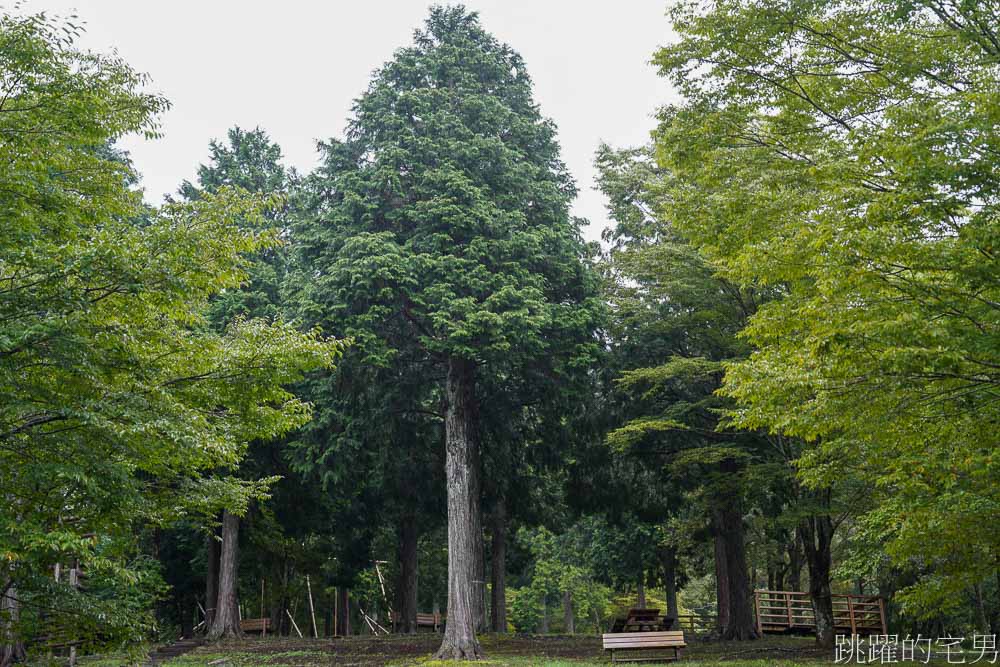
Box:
[306,575,318,638]
[68,562,79,666]
[286,609,304,638]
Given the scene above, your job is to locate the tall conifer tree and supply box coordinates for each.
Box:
[295,6,602,657]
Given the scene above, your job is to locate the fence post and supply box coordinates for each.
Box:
[753,591,762,635]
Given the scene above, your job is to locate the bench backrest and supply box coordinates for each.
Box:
[603,630,685,650]
[390,611,443,626]
[240,618,270,632]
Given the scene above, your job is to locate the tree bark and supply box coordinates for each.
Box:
[799,495,835,649]
[336,588,351,636]
[659,545,680,622]
[490,497,508,633]
[539,596,549,634]
[636,574,646,609]
[718,501,756,640]
[563,590,574,634]
[473,510,487,633]
[395,514,419,634]
[713,526,730,635]
[435,357,483,659]
[208,510,243,640]
[1,580,26,667]
[205,525,221,631]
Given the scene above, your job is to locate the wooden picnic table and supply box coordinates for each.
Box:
[610,608,675,633]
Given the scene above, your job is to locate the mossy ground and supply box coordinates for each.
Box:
[119,634,834,666]
[76,633,961,666]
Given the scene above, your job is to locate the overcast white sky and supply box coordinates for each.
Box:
[31,1,679,241]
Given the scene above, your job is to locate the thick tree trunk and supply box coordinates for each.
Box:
[712,457,757,641]
[208,510,243,640]
[395,514,419,634]
[563,590,574,634]
[636,574,646,609]
[490,498,508,633]
[435,357,483,659]
[659,546,680,622]
[205,526,221,631]
[718,501,756,640]
[473,513,487,633]
[337,588,351,636]
[540,596,549,634]
[799,495,835,648]
[713,525,730,635]
[1,581,26,667]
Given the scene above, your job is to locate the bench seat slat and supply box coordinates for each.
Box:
[604,631,684,640]
[603,629,687,655]
[605,640,687,648]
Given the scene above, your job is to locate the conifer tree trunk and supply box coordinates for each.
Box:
[713,526,730,635]
[659,546,680,622]
[473,506,487,632]
[490,498,507,633]
[436,357,484,659]
[208,510,243,640]
[637,574,646,608]
[337,588,351,636]
[718,501,756,640]
[205,526,221,630]
[711,458,756,641]
[395,514,419,634]
[563,590,574,634]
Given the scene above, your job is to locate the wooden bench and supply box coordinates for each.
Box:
[603,630,686,663]
[417,612,442,631]
[389,611,444,632]
[240,618,271,634]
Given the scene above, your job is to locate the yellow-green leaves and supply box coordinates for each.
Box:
[654,0,1000,614]
[0,11,345,650]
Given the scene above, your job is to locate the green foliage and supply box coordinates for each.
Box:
[511,526,611,634]
[0,10,345,651]
[294,5,603,374]
[653,0,1000,615]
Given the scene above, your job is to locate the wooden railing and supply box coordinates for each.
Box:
[673,613,718,636]
[754,590,886,636]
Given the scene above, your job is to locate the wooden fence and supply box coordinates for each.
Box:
[754,590,887,636]
[673,613,718,636]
